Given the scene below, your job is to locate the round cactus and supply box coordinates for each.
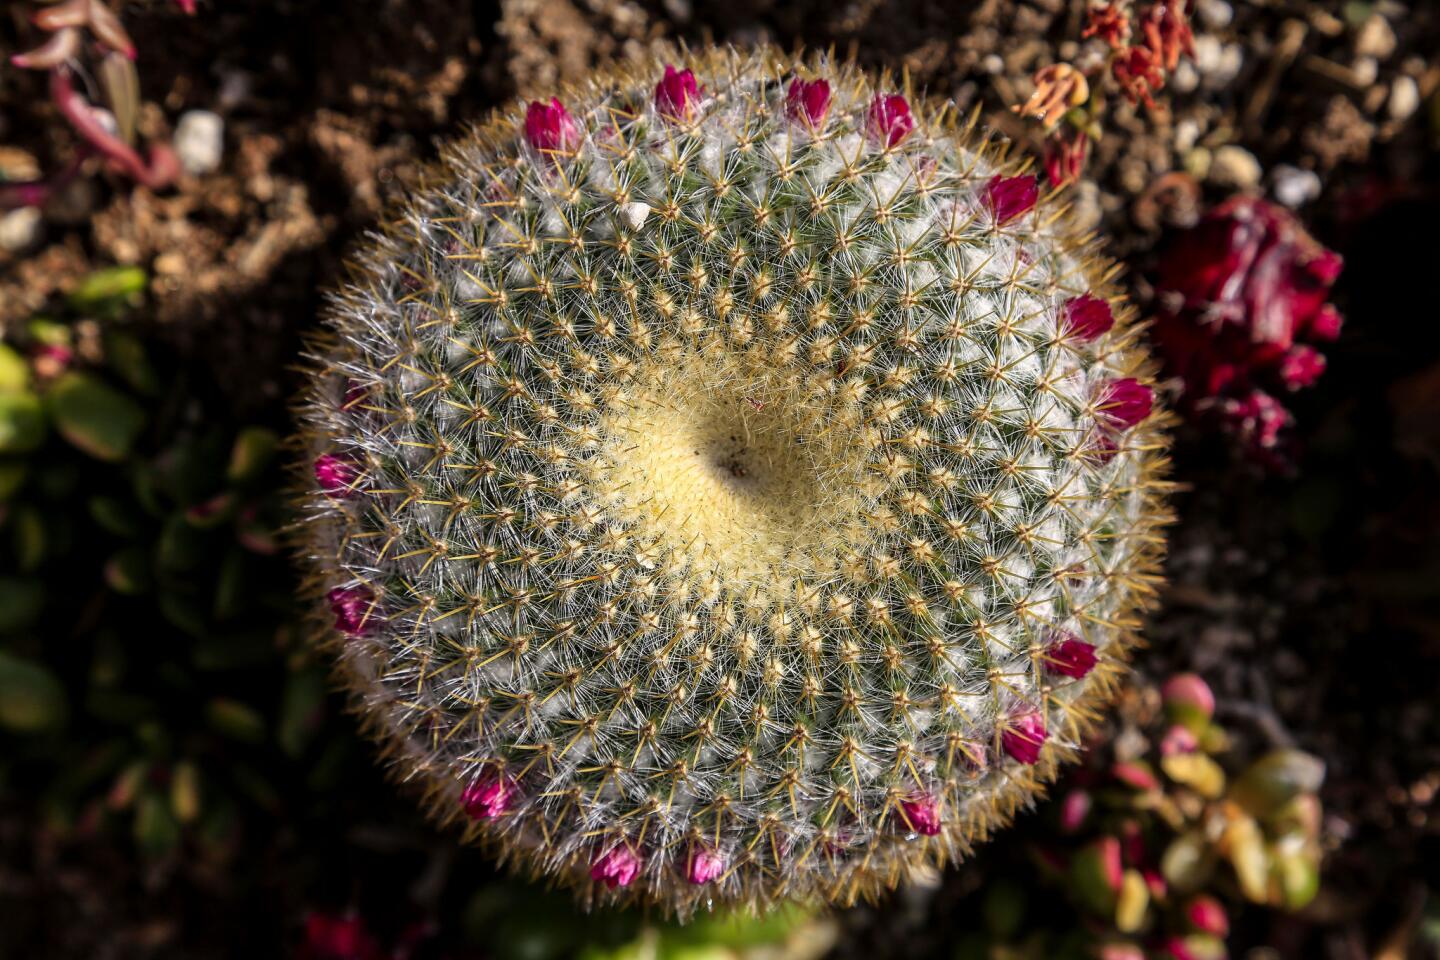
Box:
[296,50,1171,913]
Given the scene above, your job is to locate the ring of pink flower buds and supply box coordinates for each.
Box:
[461,774,517,820]
[785,77,832,130]
[1001,709,1048,765]
[865,93,914,148]
[654,65,700,122]
[328,586,378,637]
[590,845,642,889]
[898,794,942,836]
[686,846,726,885]
[983,174,1038,225]
[314,453,362,497]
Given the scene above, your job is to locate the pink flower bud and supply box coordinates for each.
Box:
[785,77,832,129]
[1185,894,1230,936]
[1059,789,1091,833]
[461,774,516,820]
[982,174,1038,225]
[654,65,700,121]
[328,586,378,637]
[1279,344,1325,391]
[1095,378,1154,432]
[1162,672,1215,730]
[865,93,914,148]
[524,97,581,155]
[1061,293,1115,342]
[1308,304,1344,341]
[899,793,943,836]
[1043,632,1098,678]
[1001,709,1048,765]
[687,846,726,884]
[1112,761,1160,792]
[590,845,642,889]
[302,911,382,960]
[1143,868,1167,899]
[315,453,361,497]
[1219,389,1291,453]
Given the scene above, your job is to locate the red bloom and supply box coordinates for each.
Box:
[461,774,517,819]
[1083,3,1132,47]
[1112,44,1165,108]
[899,793,943,836]
[654,64,700,121]
[785,77,832,129]
[1043,632,1099,678]
[591,845,642,888]
[1061,293,1114,343]
[1279,344,1326,391]
[1219,389,1292,452]
[300,911,383,960]
[328,586,378,637]
[1095,378,1154,432]
[865,93,914,148]
[1044,128,1090,186]
[524,97,581,155]
[1141,0,1197,72]
[983,174,1038,225]
[1001,709,1048,765]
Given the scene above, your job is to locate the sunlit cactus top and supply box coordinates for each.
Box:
[296,49,1171,914]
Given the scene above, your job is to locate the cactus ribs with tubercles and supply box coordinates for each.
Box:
[295,49,1173,914]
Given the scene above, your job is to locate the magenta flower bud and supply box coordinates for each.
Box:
[461,774,516,820]
[1059,788,1091,833]
[1162,672,1215,732]
[687,846,726,884]
[982,174,1038,225]
[1185,895,1230,936]
[1143,868,1167,899]
[1062,293,1115,342]
[1160,723,1199,757]
[1309,303,1344,341]
[1001,709,1047,765]
[524,97,581,155]
[315,453,361,497]
[899,793,943,836]
[654,64,700,121]
[865,93,914,148]
[591,844,642,888]
[1043,632,1098,679]
[785,77,832,129]
[328,586,378,637]
[1095,378,1154,432]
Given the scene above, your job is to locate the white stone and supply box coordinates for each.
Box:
[0,207,42,253]
[1271,164,1321,208]
[1388,75,1421,122]
[173,110,225,176]
[620,201,650,230]
[1354,14,1396,60]
[1209,144,1262,189]
[1196,0,1233,29]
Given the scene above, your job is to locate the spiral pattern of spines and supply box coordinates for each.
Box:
[296,49,1172,914]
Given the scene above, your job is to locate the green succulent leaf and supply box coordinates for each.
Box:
[46,372,146,462]
[0,390,46,455]
[0,650,68,732]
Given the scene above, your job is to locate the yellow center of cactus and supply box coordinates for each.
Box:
[592,346,877,588]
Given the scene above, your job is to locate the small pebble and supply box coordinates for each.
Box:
[174,110,225,176]
[1170,60,1200,94]
[979,54,1004,75]
[1388,75,1420,121]
[1196,0,1233,30]
[1350,56,1379,88]
[620,201,650,230]
[1271,165,1322,208]
[1175,118,1203,154]
[1194,36,1244,89]
[1209,144,1262,189]
[0,207,42,253]
[1354,14,1397,60]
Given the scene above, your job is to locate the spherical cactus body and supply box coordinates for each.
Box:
[296,49,1171,914]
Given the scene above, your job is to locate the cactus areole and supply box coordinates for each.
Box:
[296,51,1171,913]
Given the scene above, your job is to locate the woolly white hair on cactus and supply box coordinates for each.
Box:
[295,49,1172,914]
